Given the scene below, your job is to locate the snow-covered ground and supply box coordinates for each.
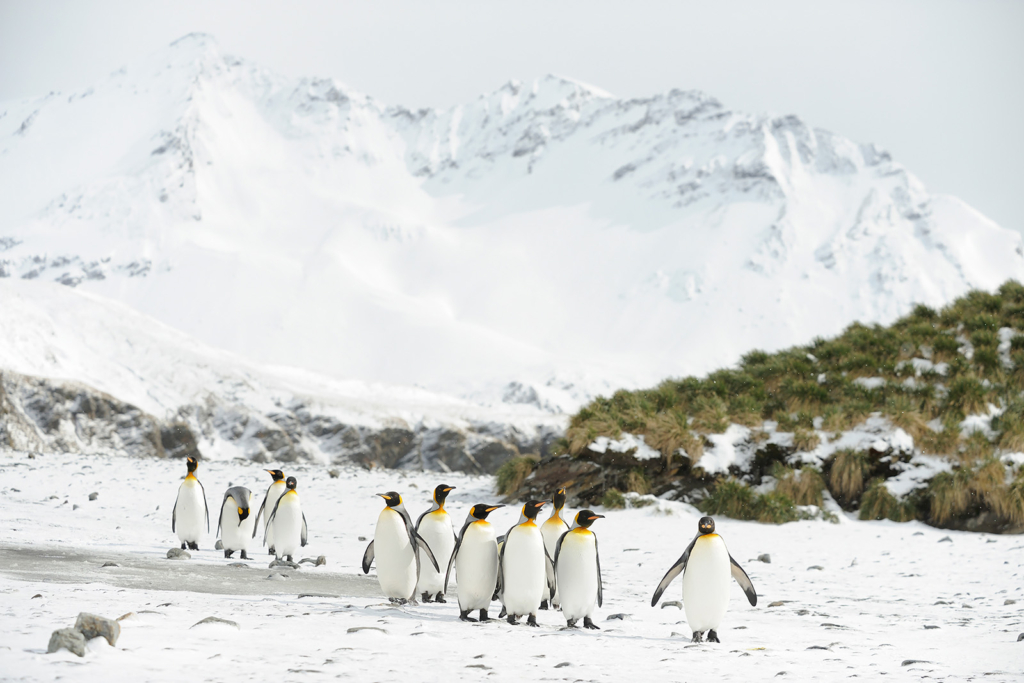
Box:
[1,451,1020,681]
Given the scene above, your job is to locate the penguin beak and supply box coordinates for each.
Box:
[443,487,454,492]
[589,514,605,520]
[486,505,503,512]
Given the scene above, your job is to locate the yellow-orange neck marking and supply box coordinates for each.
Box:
[521,519,537,527]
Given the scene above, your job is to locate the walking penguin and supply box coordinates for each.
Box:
[172,456,209,551]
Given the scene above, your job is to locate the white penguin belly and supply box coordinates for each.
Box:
[175,479,206,543]
[502,524,546,616]
[221,494,256,552]
[416,512,455,596]
[556,531,599,620]
[263,483,285,548]
[455,522,498,611]
[272,495,303,559]
[541,518,567,603]
[375,509,417,599]
[682,535,732,632]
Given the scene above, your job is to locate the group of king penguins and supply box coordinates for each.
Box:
[171,457,307,562]
[362,484,759,640]
[172,458,758,641]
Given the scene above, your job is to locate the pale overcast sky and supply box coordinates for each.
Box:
[1,0,1021,236]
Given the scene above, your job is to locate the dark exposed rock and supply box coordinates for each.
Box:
[89,492,98,501]
[47,628,86,656]
[74,613,120,646]
[160,422,201,459]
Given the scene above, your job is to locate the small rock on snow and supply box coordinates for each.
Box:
[768,601,786,607]
[758,554,771,563]
[923,625,940,630]
[101,561,118,568]
[191,616,239,629]
[606,613,629,620]
[358,536,367,542]
[47,628,86,657]
[88,492,98,501]
[72,504,79,510]
[1017,633,1023,642]
[166,548,190,560]
[901,660,932,666]
[215,540,224,550]
[75,613,120,646]
[938,536,952,543]
[807,565,824,571]
[348,627,387,634]
[1005,599,1016,605]
[31,594,42,599]
[661,601,683,609]
[328,469,340,478]
[555,662,571,668]
[270,559,300,569]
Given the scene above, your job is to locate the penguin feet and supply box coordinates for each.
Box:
[539,600,549,611]
[268,548,275,555]
[583,617,600,630]
[691,631,704,643]
[434,592,446,604]
[240,550,249,560]
[565,619,578,629]
[506,614,518,625]
[388,598,398,604]
[180,543,187,550]
[224,550,234,559]
[459,610,477,622]
[527,614,539,628]
[188,542,199,551]
[286,555,293,562]
[498,606,507,619]
[478,610,489,622]
[707,629,720,643]
[421,592,434,603]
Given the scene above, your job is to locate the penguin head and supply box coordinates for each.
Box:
[574,510,605,528]
[433,484,455,506]
[377,491,402,508]
[522,500,546,520]
[285,476,298,491]
[698,516,716,535]
[236,503,250,524]
[266,469,285,481]
[470,504,503,520]
[186,456,198,473]
[553,487,567,511]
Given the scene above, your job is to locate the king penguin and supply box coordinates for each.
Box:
[172,456,209,550]
[414,484,457,603]
[444,503,503,621]
[540,487,570,609]
[253,469,286,555]
[266,476,307,562]
[498,500,556,626]
[362,492,440,604]
[217,486,256,559]
[553,510,605,629]
[650,516,757,642]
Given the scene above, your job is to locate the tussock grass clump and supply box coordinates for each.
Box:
[927,459,1006,525]
[942,376,988,419]
[753,491,800,524]
[992,399,1024,452]
[774,465,825,507]
[691,395,730,433]
[828,449,871,504]
[496,455,539,496]
[601,489,626,509]
[859,479,918,522]
[792,427,821,452]
[699,479,755,519]
[993,473,1024,527]
[918,418,961,456]
[644,410,703,462]
[623,469,650,495]
[958,430,994,466]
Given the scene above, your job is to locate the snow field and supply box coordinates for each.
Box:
[0,452,1021,681]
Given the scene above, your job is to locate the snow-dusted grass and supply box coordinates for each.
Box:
[0,451,1021,681]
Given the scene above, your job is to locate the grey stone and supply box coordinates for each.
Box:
[807,565,824,570]
[328,469,339,478]
[270,559,300,569]
[358,536,367,542]
[901,660,931,666]
[1005,599,1016,605]
[758,554,771,563]
[347,626,387,634]
[660,601,683,609]
[88,492,98,501]
[31,594,42,599]
[191,616,239,629]
[267,573,288,580]
[101,561,118,568]
[166,547,190,560]
[298,555,327,566]
[923,625,939,629]
[1018,633,1023,642]
[215,540,224,550]
[47,628,86,656]
[938,536,952,543]
[555,662,570,668]
[606,613,629,620]
[72,504,79,510]
[768,601,786,607]
[75,613,120,646]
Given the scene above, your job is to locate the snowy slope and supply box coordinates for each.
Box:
[0,279,563,467]
[0,451,1021,682]
[1,33,1022,402]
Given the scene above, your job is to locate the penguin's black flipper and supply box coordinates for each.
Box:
[172,489,180,533]
[362,540,375,574]
[197,478,210,533]
[445,520,472,593]
[416,532,440,572]
[595,534,603,608]
[651,534,698,607]
[729,553,757,606]
[216,489,233,538]
[544,545,557,598]
[301,512,308,547]
[252,493,269,539]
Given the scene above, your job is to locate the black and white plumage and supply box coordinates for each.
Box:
[217,485,255,559]
[540,487,570,609]
[252,469,287,555]
[362,491,439,603]
[497,500,555,626]
[444,504,503,622]
[651,516,757,643]
[553,510,605,629]
[266,476,308,562]
[414,484,457,603]
[172,456,209,551]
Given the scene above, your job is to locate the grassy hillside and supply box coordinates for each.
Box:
[510,281,1024,532]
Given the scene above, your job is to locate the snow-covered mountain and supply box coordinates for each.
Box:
[1,33,1022,405]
